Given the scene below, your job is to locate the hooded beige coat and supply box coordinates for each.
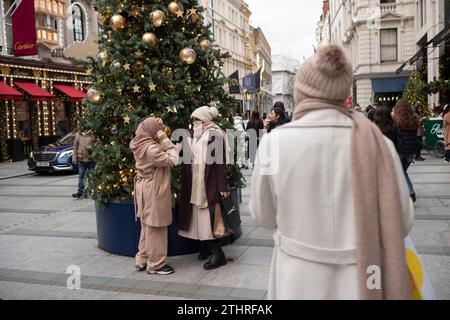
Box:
[134,138,179,227]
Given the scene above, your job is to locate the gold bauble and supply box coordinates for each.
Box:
[168,2,182,16]
[179,48,197,65]
[150,10,166,27]
[142,32,157,47]
[110,14,126,32]
[199,39,210,50]
[87,88,102,103]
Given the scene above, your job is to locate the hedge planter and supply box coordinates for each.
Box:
[95,188,241,257]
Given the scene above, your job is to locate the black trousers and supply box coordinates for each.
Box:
[416,136,423,158]
[445,150,450,162]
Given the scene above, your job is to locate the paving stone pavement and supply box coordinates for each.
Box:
[0,152,449,300]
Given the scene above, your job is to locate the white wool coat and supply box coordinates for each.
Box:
[249,109,414,300]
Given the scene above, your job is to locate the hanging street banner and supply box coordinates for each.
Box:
[12,0,38,57]
[229,70,241,94]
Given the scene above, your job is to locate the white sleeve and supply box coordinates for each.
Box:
[249,134,277,230]
[384,137,415,236]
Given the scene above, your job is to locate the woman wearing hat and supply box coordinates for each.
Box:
[130,117,181,275]
[250,44,414,299]
[178,106,231,270]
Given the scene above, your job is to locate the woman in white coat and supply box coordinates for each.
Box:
[249,44,414,300]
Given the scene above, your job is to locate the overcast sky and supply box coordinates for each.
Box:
[245,0,323,61]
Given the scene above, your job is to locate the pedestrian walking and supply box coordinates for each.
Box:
[246,111,264,168]
[443,104,450,163]
[233,114,247,168]
[392,98,420,203]
[130,117,180,275]
[72,129,96,198]
[414,104,429,162]
[249,44,413,300]
[178,106,231,271]
[374,106,398,147]
[264,107,288,133]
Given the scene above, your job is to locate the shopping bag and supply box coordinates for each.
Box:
[220,195,241,236]
[405,236,437,300]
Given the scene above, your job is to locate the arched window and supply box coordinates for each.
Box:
[72,4,85,42]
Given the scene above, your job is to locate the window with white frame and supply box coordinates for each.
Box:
[380,28,397,62]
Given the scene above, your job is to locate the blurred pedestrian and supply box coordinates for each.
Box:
[250,44,413,300]
[414,104,429,162]
[392,98,420,202]
[72,129,96,198]
[374,106,398,147]
[130,117,180,275]
[246,111,264,168]
[274,101,291,123]
[233,114,246,168]
[178,106,230,270]
[354,104,362,113]
[443,104,450,163]
[264,107,288,133]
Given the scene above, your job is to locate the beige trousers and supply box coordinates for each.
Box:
[135,221,168,271]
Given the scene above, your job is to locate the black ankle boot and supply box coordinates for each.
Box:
[203,240,226,270]
[198,241,212,261]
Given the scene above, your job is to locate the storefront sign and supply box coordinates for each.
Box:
[12,0,38,57]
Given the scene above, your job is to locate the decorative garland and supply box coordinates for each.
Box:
[0,101,8,161]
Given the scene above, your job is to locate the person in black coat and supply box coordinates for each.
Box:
[392,98,420,202]
[373,106,398,148]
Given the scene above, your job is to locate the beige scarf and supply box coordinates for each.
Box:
[190,121,230,208]
[293,98,410,300]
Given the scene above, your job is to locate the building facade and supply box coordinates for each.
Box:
[0,0,96,161]
[412,0,450,107]
[200,0,255,114]
[251,26,273,115]
[317,0,416,109]
[272,54,299,115]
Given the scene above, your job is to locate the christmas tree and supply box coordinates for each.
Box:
[82,0,244,204]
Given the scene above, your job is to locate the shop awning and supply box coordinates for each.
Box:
[372,77,409,93]
[13,82,55,101]
[0,82,24,100]
[53,84,86,102]
[432,25,450,47]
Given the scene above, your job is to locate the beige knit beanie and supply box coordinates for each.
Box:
[191,106,219,122]
[294,44,353,104]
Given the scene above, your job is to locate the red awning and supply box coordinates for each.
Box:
[0,82,24,100]
[53,84,87,102]
[13,82,55,101]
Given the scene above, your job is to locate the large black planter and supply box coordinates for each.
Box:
[95,188,241,257]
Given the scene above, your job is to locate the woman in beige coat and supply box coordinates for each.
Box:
[130,117,180,275]
[250,45,414,300]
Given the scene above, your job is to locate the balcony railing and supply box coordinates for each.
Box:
[36,27,60,46]
[380,3,397,14]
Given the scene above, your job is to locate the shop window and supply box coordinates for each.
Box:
[15,102,31,142]
[54,100,70,137]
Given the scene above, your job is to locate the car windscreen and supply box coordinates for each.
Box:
[58,133,76,146]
